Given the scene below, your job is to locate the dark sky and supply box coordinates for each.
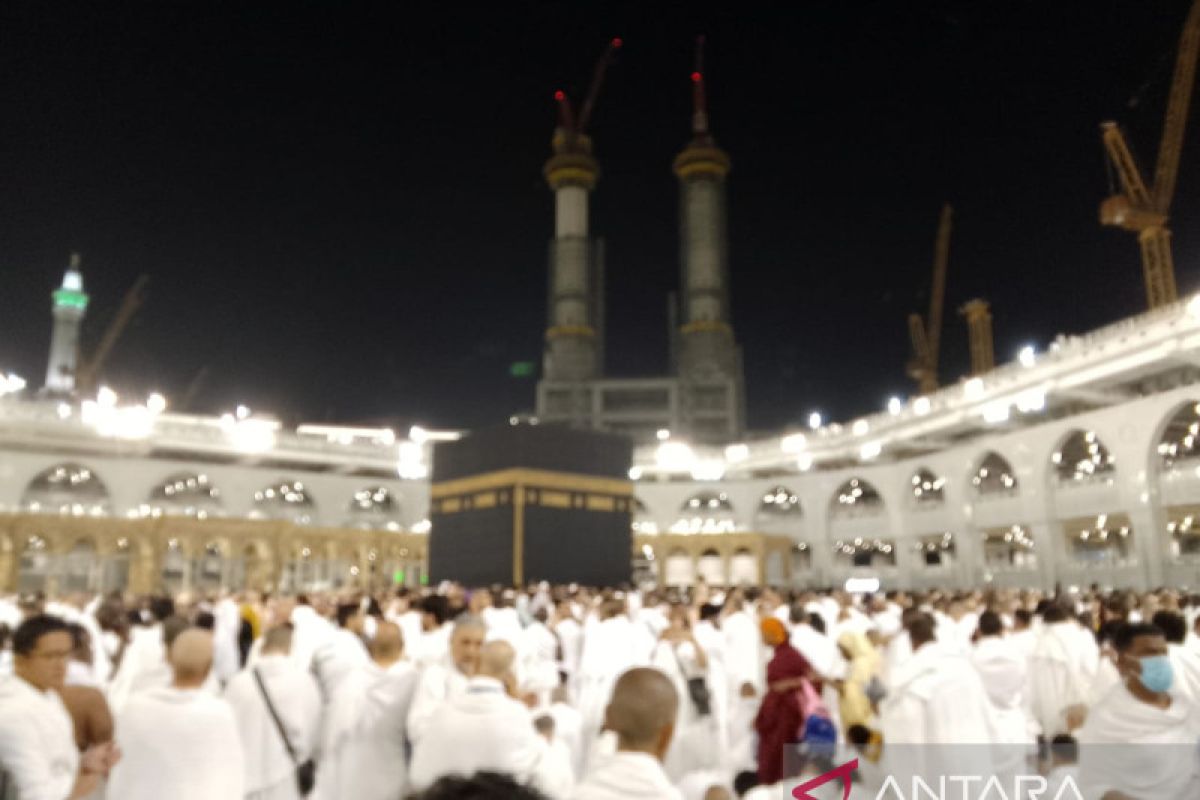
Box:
[1,1,1198,433]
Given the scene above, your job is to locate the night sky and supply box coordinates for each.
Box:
[2,1,1198,434]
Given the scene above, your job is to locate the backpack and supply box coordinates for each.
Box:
[795,678,838,754]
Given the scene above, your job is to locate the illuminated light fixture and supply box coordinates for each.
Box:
[409,425,428,444]
[0,373,27,396]
[964,377,985,400]
[628,466,643,480]
[97,386,118,408]
[913,397,932,415]
[852,419,870,436]
[1015,388,1046,413]
[981,402,1010,424]
[845,577,880,593]
[411,519,431,534]
[1018,345,1036,368]
[1188,293,1200,318]
[235,404,251,420]
[146,392,167,414]
[690,459,726,481]
[796,453,814,471]
[655,441,695,472]
[860,440,882,460]
[224,417,278,453]
[656,428,671,441]
[725,443,749,463]
[56,403,72,419]
[887,396,903,415]
[780,433,807,453]
[808,411,822,430]
[397,441,428,479]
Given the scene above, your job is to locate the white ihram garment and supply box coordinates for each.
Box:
[315,660,419,800]
[409,676,549,792]
[651,640,720,781]
[108,685,245,800]
[224,654,322,800]
[1078,681,1200,799]
[406,656,469,745]
[1028,621,1098,736]
[0,676,79,800]
[572,751,683,800]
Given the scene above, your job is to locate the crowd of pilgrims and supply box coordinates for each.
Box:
[2,582,1200,800]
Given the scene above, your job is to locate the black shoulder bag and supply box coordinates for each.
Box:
[670,642,712,716]
[253,667,317,796]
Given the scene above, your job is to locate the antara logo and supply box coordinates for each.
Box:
[791,760,1086,800]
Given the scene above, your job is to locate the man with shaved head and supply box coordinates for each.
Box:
[408,612,487,744]
[573,667,683,800]
[410,639,553,793]
[224,624,322,799]
[315,621,419,800]
[108,628,246,799]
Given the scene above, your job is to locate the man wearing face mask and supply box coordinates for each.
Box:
[1077,622,1200,799]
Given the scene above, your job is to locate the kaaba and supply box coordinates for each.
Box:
[428,425,633,586]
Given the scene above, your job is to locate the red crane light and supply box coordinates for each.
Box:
[691,71,702,83]
[611,37,623,48]
[554,90,566,102]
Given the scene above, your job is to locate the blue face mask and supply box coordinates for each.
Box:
[1138,655,1174,693]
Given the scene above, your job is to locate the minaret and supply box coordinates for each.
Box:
[538,40,620,423]
[45,253,89,394]
[673,37,744,441]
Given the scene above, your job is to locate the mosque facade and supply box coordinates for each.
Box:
[4,54,1200,596]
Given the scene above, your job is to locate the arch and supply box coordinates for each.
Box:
[1051,429,1115,484]
[909,467,946,507]
[147,472,222,518]
[346,485,403,531]
[663,548,695,587]
[1156,401,1200,469]
[758,486,802,517]
[60,538,99,593]
[829,477,883,516]
[21,462,112,516]
[252,478,315,525]
[729,547,758,585]
[971,452,1019,496]
[697,548,725,585]
[673,491,736,534]
[17,534,53,592]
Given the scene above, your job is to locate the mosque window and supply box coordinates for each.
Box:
[971,452,1018,496]
[21,463,111,516]
[252,479,315,525]
[914,532,955,566]
[1157,403,1200,469]
[145,472,222,518]
[909,468,946,507]
[830,478,883,517]
[833,538,896,567]
[1066,513,1134,564]
[1166,509,1200,559]
[758,486,802,516]
[672,491,736,534]
[346,486,403,531]
[982,525,1036,569]
[1052,430,1115,484]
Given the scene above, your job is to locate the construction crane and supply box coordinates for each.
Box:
[75,274,149,396]
[907,204,954,395]
[960,298,995,375]
[553,37,622,145]
[1100,0,1200,309]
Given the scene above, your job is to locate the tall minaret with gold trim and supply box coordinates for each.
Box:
[541,40,620,400]
[673,37,744,441]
